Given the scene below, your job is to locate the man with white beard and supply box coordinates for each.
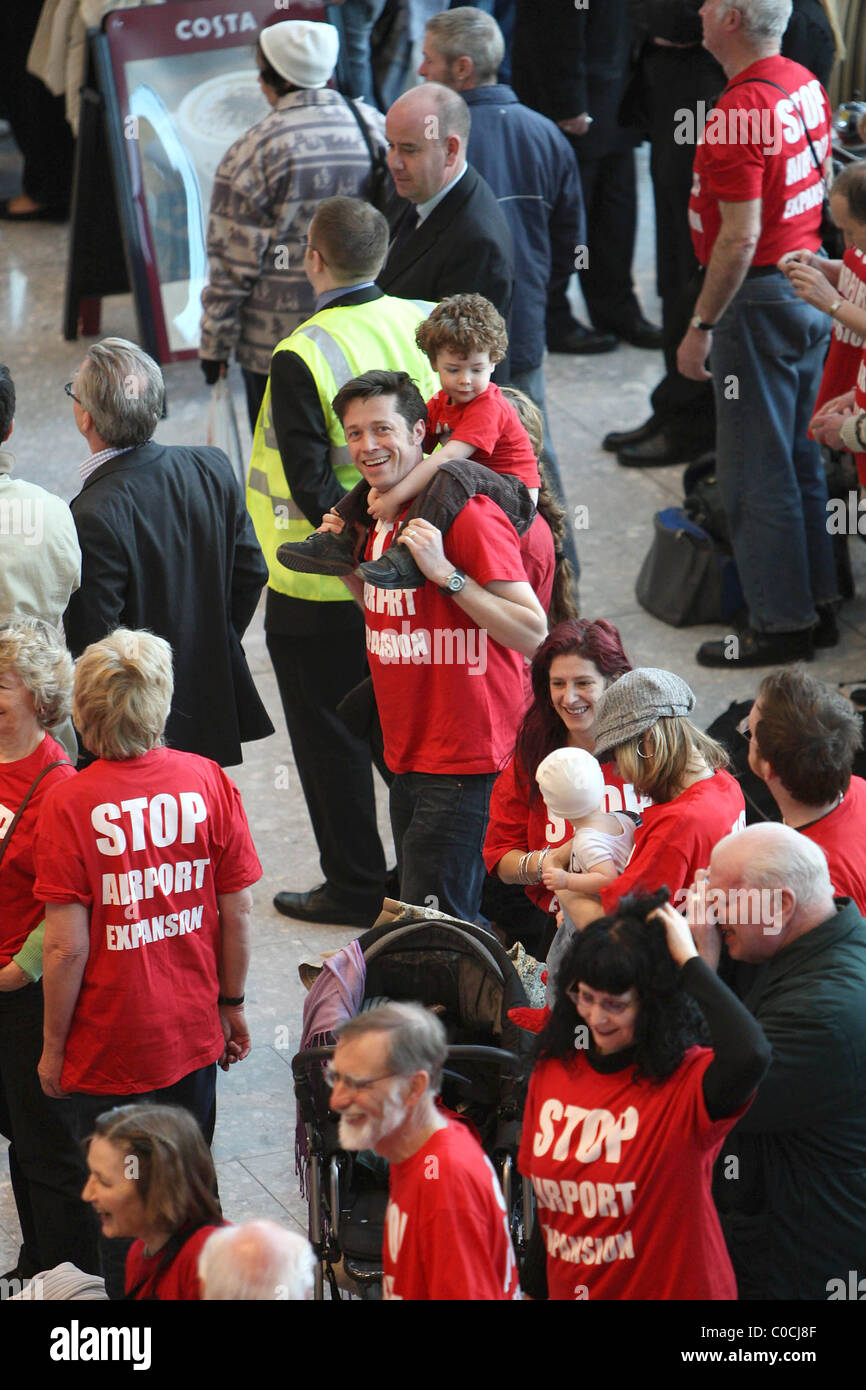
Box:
[327,1002,519,1300]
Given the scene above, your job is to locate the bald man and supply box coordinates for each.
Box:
[692,823,866,1301]
[378,83,514,319]
[198,1221,316,1300]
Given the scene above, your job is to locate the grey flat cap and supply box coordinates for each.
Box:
[592,668,696,758]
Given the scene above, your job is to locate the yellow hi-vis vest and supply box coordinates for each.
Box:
[247,293,438,602]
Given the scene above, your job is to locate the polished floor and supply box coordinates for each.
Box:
[2,130,865,1272]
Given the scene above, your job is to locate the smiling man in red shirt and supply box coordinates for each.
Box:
[325,369,549,923]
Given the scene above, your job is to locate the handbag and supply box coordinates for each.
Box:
[206,377,246,490]
[635,506,744,627]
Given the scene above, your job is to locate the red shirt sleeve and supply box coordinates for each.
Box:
[446,496,528,587]
[599,824,689,915]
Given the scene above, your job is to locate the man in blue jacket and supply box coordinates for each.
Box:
[419,6,583,580]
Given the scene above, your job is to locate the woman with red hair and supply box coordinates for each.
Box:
[482,619,648,959]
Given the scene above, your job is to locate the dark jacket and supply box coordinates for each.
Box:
[512,0,643,158]
[65,442,273,767]
[716,898,866,1300]
[464,85,585,372]
[378,163,514,321]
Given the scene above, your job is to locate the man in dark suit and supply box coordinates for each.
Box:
[512,0,661,355]
[63,338,272,767]
[378,83,514,320]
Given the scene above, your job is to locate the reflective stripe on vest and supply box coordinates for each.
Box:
[247,295,438,602]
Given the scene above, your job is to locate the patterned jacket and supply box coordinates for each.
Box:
[200,88,386,376]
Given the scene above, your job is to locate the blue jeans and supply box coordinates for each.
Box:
[390,771,496,923]
[711,271,835,633]
[327,0,388,104]
[509,361,580,584]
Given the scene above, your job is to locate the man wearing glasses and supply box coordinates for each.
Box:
[328,1001,520,1300]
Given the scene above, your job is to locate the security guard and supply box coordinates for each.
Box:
[247,195,437,927]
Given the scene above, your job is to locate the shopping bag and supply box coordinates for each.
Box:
[206,377,246,489]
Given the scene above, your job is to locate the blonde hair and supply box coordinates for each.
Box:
[0,618,73,729]
[73,629,173,761]
[613,717,728,803]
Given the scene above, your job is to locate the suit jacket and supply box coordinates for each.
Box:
[378,163,514,320]
[64,441,273,767]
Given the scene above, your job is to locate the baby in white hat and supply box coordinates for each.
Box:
[536,747,636,898]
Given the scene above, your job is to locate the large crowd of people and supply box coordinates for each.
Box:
[2,0,866,1306]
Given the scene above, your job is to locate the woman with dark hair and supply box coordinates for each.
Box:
[518,892,770,1300]
[83,1104,223,1300]
[482,619,648,954]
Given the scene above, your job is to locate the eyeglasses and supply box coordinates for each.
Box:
[64,381,82,405]
[323,1063,399,1094]
[737,716,753,742]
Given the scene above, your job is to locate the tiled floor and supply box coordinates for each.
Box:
[2,133,865,1274]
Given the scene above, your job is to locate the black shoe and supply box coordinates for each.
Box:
[357,545,426,589]
[273,885,379,927]
[276,530,358,576]
[604,315,663,350]
[814,601,840,649]
[616,426,702,468]
[602,415,665,453]
[696,627,814,669]
[547,322,618,355]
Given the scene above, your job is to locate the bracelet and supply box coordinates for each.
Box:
[218,993,245,1006]
[829,298,842,318]
[535,846,552,883]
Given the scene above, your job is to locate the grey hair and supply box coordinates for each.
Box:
[426,6,505,84]
[77,337,164,448]
[336,1001,448,1093]
[0,618,73,729]
[713,823,832,913]
[721,0,792,40]
[198,1222,316,1301]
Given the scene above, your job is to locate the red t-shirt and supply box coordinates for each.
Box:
[484,754,652,913]
[383,1120,520,1300]
[425,383,541,489]
[125,1224,222,1300]
[518,1048,746,1300]
[599,770,746,915]
[34,747,262,1094]
[520,512,555,613]
[364,496,534,775]
[799,775,866,914]
[0,734,74,966]
[812,248,866,480]
[689,57,831,267]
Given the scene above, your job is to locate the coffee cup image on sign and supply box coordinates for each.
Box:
[176,70,270,183]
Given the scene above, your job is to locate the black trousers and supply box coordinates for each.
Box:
[548,148,642,337]
[0,0,74,209]
[62,1062,217,1300]
[0,982,100,1278]
[242,369,269,433]
[267,612,387,906]
[644,44,721,439]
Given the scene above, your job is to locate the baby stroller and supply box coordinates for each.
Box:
[292,906,535,1299]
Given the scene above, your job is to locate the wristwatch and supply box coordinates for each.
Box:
[438,568,467,596]
[689,314,716,331]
